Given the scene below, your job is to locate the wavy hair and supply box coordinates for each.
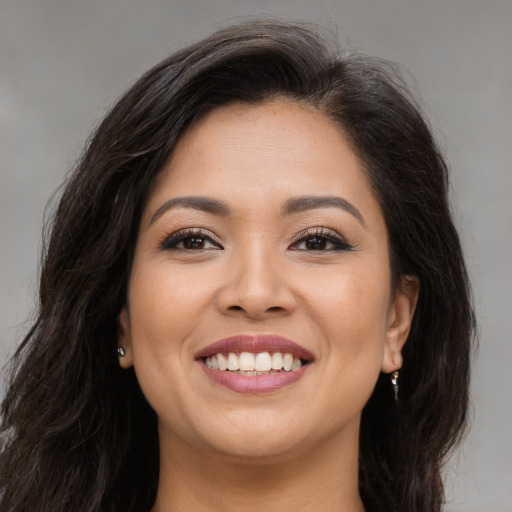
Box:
[0,21,475,512]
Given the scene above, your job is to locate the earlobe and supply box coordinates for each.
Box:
[382,275,420,373]
[117,307,134,369]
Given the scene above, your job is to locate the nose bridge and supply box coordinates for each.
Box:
[238,241,276,294]
[218,236,294,317]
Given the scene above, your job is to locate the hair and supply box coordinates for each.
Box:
[0,20,475,512]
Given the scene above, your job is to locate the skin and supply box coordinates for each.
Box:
[118,100,419,512]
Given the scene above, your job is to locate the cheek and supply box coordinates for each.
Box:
[125,264,206,415]
[307,261,391,362]
[128,262,210,342]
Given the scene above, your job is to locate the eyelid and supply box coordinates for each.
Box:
[292,226,340,242]
[157,225,353,251]
[289,226,354,251]
[159,227,223,250]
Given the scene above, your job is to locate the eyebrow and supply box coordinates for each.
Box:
[150,196,231,225]
[149,194,366,228]
[282,195,366,227]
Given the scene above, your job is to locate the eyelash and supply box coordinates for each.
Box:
[159,227,354,252]
[290,227,354,252]
[159,228,222,251]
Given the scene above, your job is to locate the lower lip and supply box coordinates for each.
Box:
[198,361,311,394]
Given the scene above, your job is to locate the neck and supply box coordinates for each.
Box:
[151,419,365,512]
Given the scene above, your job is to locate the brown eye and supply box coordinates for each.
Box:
[293,236,337,251]
[181,236,210,250]
[160,229,223,251]
[290,228,354,252]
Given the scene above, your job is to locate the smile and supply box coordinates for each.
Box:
[196,335,314,393]
[204,351,304,373]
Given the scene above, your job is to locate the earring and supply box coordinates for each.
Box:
[391,370,399,401]
[117,346,126,357]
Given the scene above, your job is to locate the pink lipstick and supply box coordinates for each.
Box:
[195,334,314,394]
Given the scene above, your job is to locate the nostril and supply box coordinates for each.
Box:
[227,305,283,313]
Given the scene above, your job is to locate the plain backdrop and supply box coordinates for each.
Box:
[1,1,511,511]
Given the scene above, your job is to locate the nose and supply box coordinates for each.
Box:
[216,244,297,320]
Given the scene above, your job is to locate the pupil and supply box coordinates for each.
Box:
[185,237,204,249]
[307,237,325,250]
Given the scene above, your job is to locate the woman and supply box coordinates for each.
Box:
[0,21,475,512]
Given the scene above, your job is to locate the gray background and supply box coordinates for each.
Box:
[1,1,511,510]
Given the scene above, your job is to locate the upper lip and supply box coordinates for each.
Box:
[195,334,314,361]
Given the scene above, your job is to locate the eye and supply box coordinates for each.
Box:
[290,228,354,252]
[160,228,223,251]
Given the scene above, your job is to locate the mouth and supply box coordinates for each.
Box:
[204,351,307,374]
[195,335,314,394]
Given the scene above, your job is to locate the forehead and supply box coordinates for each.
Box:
[144,100,382,225]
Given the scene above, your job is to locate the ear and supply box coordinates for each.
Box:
[381,275,420,373]
[117,307,134,369]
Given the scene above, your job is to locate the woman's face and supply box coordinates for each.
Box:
[119,100,417,461]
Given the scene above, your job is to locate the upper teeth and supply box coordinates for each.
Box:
[205,351,303,372]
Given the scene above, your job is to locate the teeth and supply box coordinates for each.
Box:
[271,352,283,370]
[205,351,305,373]
[218,353,228,370]
[255,352,272,372]
[282,353,293,371]
[239,352,255,371]
[227,352,239,371]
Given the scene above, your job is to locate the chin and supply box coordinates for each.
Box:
[169,408,312,462]
[188,407,356,464]
[207,432,310,463]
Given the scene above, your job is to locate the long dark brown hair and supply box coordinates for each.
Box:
[0,21,475,512]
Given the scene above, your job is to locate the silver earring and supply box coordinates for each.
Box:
[391,370,399,401]
[117,346,126,357]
